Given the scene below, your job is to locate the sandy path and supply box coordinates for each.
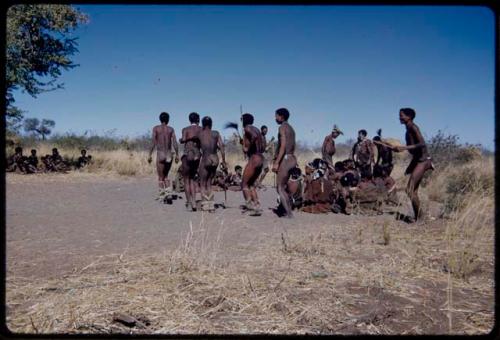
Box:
[7,173,387,279]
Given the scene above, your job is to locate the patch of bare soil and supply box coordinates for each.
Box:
[5,174,494,335]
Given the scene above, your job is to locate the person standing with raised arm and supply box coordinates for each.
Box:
[240,113,265,215]
[390,108,434,223]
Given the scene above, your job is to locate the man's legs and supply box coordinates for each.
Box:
[257,157,269,187]
[242,161,256,209]
[277,156,297,218]
[156,160,166,197]
[249,163,263,209]
[163,161,173,190]
[406,161,431,221]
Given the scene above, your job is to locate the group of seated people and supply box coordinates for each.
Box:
[281,156,397,215]
[173,164,244,193]
[6,147,92,174]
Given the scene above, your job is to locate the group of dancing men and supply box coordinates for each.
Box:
[148,107,433,222]
[6,147,92,173]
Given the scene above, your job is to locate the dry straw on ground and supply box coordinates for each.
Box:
[6,144,494,335]
[7,190,494,334]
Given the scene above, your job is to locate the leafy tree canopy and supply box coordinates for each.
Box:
[6,5,88,130]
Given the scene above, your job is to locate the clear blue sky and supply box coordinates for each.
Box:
[12,5,495,149]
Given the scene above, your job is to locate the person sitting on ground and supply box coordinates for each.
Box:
[225,165,243,191]
[212,163,229,192]
[77,149,92,169]
[6,147,27,173]
[302,159,335,214]
[49,148,70,172]
[288,166,304,210]
[352,129,376,181]
[27,149,39,169]
[22,149,39,173]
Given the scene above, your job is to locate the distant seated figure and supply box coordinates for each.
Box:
[28,149,39,169]
[77,149,92,169]
[42,148,68,172]
[288,166,304,209]
[227,165,243,191]
[302,160,334,214]
[6,147,27,173]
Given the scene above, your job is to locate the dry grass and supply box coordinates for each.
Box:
[6,205,494,335]
[5,144,494,335]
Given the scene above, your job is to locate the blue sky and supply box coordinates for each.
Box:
[11,5,495,149]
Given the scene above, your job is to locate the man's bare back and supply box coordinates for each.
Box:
[198,116,226,212]
[179,112,202,211]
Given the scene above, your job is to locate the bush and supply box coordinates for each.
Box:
[427,130,482,167]
[444,163,494,213]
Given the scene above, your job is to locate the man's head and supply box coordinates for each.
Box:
[275,108,290,125]
[241,113,254,127]
[399,108,416,124]
[31,149,36,156]
[358,129,367,141]
[81,149,87,156]
[159,112,170,124]
[331,125,343,138]
[202,116,212,129]
[189,112,200,124]
[235,165,242,175]
[52,148,59,155]
[261,125,268,136]
[15,147,22,154]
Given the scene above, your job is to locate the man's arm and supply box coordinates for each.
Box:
[370,141,376,164]
[265,137,275,153]
[171,129,179,163]
[179,128,187,144]
[351,143,357,162]
[148,128,157,162]
[242,127,250,154]
[321,136,328,155]
[273,126,286,169]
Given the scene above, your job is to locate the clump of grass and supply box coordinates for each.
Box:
[445,192,493,281]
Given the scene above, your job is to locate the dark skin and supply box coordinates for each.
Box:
[198,125,226,203]
[257,127,275,187]
[272,114,297,218]
[390,110,432,221]
[179,123,203,209]
[148,123,179,191]
[321,131,340,167]
[241,124,265,210]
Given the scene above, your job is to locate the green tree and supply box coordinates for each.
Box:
[6,5,88,130]
[23,117,56,140]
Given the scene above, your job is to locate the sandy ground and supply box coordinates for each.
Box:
[5,173,494,335]
[7,172,393,280]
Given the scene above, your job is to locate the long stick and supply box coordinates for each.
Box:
[373,140,396,149]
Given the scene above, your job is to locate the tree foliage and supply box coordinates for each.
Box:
[6,5,88,129]
[23,117,56,140]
